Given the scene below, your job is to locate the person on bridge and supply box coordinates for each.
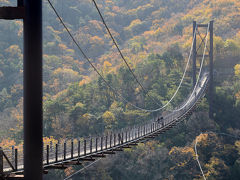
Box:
[161,117,164,127]
[157,117,164,127]
[118,133,123,144]
[157,117,160,123]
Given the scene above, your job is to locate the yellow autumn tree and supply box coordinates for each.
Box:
[103,60,112,73]
[234,64,240,76]
[43,136,58,145]
[102,111,117,130]
[52,68,80,92]
[0,139,16,149]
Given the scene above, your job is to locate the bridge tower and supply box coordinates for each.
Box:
[0,0,43,179]
[192,20,214,119]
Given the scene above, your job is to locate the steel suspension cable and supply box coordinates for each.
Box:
[91,0,162,107]
[46,0,164,112]
[92,0,201,112]
[195,133,207,180]
[47,0,198,113]
[64,158,102,180]
[174,23,210,112]
[195,131,240,180]
[132,26,198,112]
[142,26,198,112]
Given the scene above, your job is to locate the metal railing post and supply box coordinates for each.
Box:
[118,133,121,145]
[114,134,116,146]
[105,135,108,149]
[78,140,80,157]
[138,127,140,137]
[12,146,14,166]
[0,147,3,176]
[133,128,135,140]
[46,145,49,165]
[110,134,112,148]
[64,141,66,160]
[125,131,127,142]
[71,140,74,159]
[121,132,124,144]
[84,140,86,155]
[96,138,98,152]
[55,144,58,162]
[90,138,92,154]
[131,129,133,140]
[15,149,18,170]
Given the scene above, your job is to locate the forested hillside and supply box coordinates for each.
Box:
[0,0,240,179]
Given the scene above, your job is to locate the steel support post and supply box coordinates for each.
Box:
[125,132,127,142]
[193,21,197,88]
[90,139,92,154]
[78,141,80,157]
[64,142,66,160]
[84,140,86,155]
[105,135,108,149]
[71,140,74,159]
[96,138,98,152]
[46,145,49,165]
[15,149,18,170]
[121,132,124,144]
[209,20,214,119]
[0,147,3,177]
[12,146,14,166]
[23,0,43,179]
[55,144,58,162]
[110,134,112,148]
[114,134,116,146]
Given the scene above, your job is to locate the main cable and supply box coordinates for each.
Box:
[92,0,162,107]
[46,0,162,112]
[47,0,199,113]
[195,133,207,180]
[63,158,102,180]
[92,0,201,112]
[174,23,210,112]
[194,131,240,180]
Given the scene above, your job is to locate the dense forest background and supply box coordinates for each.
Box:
[0,0,240,179]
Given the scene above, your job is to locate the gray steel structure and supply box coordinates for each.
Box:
[209,21,214,119]
[192,21,214,119]
[0,0,43,179]
[23,0,43,180]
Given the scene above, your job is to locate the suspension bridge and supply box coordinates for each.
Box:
[1,71,209,178]
[0,0,214,179]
